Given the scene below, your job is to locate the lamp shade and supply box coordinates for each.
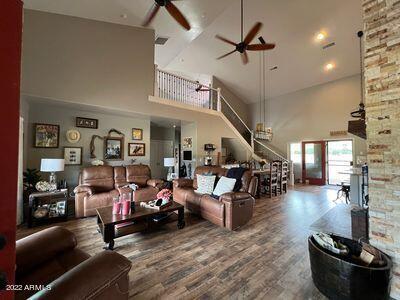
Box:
[40,159,65,172]
[164,158,175,167]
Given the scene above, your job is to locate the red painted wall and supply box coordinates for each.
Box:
[0,0,23,299]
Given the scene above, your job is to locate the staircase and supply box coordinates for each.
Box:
[153,68,290,166]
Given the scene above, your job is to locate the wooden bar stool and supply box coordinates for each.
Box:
[264,161,279,198]
[279,161,288,194]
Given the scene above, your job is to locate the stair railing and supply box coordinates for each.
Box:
[218,94,253,147]
[154,68,292,175]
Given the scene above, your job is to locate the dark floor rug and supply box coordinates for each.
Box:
[310,204,352,239]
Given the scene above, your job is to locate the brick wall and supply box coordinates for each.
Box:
[363,0,400,298]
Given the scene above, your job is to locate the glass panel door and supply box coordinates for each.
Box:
[327,140,353,185]
[302,141,326,185]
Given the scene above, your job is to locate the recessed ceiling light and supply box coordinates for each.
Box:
[325,63,335,71]
[315,31,327,42]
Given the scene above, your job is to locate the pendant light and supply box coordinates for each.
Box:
[351,31,366,119]
[348,30,367,140]
[255,38,273,141]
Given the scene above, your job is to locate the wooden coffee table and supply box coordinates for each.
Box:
[96,201,185,250]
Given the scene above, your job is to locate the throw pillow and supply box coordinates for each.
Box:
[213,176,236,197]
[195,174,216,195]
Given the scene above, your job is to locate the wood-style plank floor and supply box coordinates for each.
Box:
[18,185,344,299]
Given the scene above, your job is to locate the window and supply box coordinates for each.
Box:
[290,143,301,164]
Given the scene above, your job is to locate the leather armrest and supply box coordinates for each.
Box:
[32,251,132,300]
[219,192,251,203]
[147,179,164,188]
[16,226,77,277]
[74,184,94,195]
[173,179,193,188]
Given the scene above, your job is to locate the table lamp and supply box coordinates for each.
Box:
[164,157,175,181]
[40,158,65,191]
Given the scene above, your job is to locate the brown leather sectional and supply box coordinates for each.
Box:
[16,226,131,300]
[74,164,163,218]
[173,166,258,230]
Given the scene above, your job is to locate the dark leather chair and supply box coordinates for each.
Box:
[173,166,257,230]
[74,164,163,217]
[16,226,132,300]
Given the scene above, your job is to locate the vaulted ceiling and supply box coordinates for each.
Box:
[24,0,362,103]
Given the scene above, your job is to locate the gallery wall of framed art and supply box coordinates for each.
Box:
[25,102,152,187]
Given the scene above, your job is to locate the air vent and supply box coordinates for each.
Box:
[322,42,336,50]
[155,36,169,45]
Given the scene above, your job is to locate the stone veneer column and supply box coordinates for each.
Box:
[363,0,400,298]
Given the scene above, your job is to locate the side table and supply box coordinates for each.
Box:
[28,189,69,228]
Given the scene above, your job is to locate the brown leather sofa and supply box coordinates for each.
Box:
[74,164,163,218]
[16,226,131,300]
[173,166,257,230]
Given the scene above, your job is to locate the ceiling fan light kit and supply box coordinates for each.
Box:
[142,0,191,31]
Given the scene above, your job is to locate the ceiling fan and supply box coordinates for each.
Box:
[142,0,191,31]
[195,81,212,92]
[215,0,275,64]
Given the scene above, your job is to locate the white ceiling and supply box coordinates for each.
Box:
[24,0,363,103]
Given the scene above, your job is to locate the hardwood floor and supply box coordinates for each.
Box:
[17,185,343,299]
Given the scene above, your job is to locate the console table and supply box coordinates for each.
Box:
[28,189,69,228]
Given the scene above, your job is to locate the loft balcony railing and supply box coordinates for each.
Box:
[154,67,290,165]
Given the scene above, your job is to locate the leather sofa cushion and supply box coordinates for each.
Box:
[126,165,151,187]
[81,166,114,192]
[16,226,77,278]
[193,166,227,189]
[114,166,127,188]
[132,186,158,203]
[85,190,119,212]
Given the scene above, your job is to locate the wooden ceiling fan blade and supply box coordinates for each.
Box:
[241,51,249,64]
[217,49,237,60]
[165,1,191,31]
[215,35,237,47]
[142,3,160,27]
[247,43,276,51]
[244,22,263,45]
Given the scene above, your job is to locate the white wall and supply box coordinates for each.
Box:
[250,75,367,160]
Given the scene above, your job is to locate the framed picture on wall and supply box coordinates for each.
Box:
[128,143,145,156]
[104,137,124,160]
[183,137,192,149]
[76,117,98,129]
[132,128,143,140]
[64,147,83,166]
[34,123,60,148]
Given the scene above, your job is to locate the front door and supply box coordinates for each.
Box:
[302,141,326,185]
